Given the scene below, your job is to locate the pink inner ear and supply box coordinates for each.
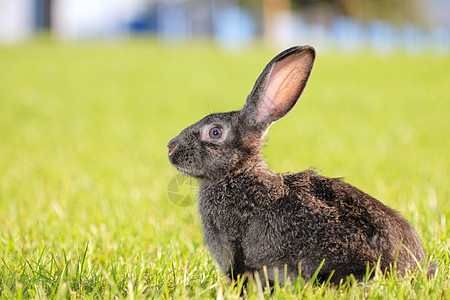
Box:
[256,53,311,122]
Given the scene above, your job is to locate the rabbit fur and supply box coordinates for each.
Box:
[167,46,432,285]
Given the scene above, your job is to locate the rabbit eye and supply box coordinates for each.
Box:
[209,127,223,139]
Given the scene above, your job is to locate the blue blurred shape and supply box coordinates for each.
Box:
[157,2,190,42]
[368,21,397,54]
[129,8,158,33]
[332,17,364,51]
[402,24,427,53]
[430,26,450,54]
[213,5,255,51]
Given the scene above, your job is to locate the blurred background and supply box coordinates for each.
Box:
[0,0,448,53]
[0,1,449,297]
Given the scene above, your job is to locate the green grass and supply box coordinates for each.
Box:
[0,40,448,298]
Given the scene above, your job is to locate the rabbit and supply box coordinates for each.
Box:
[167,45,433,285]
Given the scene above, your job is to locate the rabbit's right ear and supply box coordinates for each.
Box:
[240,46,315,129]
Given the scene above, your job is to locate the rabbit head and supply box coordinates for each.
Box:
[168,46,315,180]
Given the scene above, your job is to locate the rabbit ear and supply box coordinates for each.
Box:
[241,46,315,128]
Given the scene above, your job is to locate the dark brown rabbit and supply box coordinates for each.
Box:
[167,46,433,285]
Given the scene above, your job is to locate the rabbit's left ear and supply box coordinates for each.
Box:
[241,46,315,128]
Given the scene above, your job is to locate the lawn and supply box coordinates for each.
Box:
[0,40,448,298]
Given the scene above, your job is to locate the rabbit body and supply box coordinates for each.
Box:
[199,167,425,284]
[168,46,429,284]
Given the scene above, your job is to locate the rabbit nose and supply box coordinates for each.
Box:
[167,139,177,155]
